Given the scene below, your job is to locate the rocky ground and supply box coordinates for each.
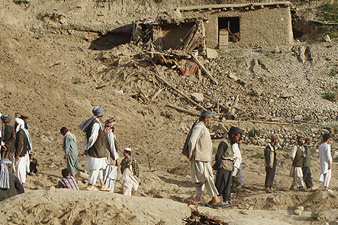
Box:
[0,0,337,224]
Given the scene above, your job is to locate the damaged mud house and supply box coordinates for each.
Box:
[91,1,294,87]
[100,1,294,52]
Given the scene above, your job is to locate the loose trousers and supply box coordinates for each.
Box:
[302,167,313,189]
[265,167,276,188]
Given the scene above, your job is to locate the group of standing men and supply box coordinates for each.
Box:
[264,134,333,193]
[185,110,334,208]
[0,112,38,201]
[60,106,139,196]
[0,112,36,188]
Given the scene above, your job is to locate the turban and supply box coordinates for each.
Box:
[0,158,12,189]
[104,117,116,135]
[15,118,25,133]
[200,111,215,118]
[92,105,104,117]
[78,105,105,132]
[1,114,12,123]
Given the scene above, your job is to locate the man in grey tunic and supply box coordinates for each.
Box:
[79,105,108,191]
[186,111,224,208]
[60,127,83,177]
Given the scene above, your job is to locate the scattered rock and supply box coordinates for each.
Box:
[324,35,331,43]
[191,93,204,103]
[294,206,304,216]
[294,115,303,121]
[206,48,218,59]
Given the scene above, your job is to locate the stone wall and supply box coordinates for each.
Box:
[181,6,294,48]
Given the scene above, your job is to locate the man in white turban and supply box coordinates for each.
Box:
[14,118,28,186]
[79,106,109,191]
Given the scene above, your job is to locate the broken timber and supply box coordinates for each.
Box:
[166,104,200,116]
[191,55,218,85]
[152,64,207,111]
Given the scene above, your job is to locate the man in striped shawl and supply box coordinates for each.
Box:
[103,118,120,192]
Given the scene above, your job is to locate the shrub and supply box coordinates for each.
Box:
[251,152,264,159]
[72,78,84,84]
[323,92,336,102]
[304,115,312,121]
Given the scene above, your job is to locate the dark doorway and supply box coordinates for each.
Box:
[218,17,240,42]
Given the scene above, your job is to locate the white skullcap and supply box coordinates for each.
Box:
[124,147,131,152]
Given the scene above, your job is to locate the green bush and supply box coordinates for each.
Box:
[251,152,264,159]
[330,68,338,77]
[323,92,336,102]
[72,78,84,84]
[319,3,338,23]
[304,115,312,121]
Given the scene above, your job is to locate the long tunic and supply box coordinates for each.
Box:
[188,121,212,162]
[63,132,80,168]
[103,131,119,192]
[319,143,332,175]
[104,131,119,165]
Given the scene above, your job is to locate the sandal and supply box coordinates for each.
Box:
[86,186,98,191]
[212,201,227,208]
[100,186,110,191]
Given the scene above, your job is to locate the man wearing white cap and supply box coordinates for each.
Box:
[187,111,225,208]
[121,147,139,196]
[79,106,108,191]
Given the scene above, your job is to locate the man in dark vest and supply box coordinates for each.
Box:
[213,126,242,207]
[1,114,16,172]
[15,118,29,186]
[264,135,278,193]
[303,137,313,191]
[79,106,108,191]
[290,136,305,191]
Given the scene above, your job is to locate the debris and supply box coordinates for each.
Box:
[206,48,218,59]
[152,64,207,111]
[191,55,218,85]
[227,72,239,81]
[280,93,294,99]
[151,89,163,101]
[166,104,200,117]
[115,90,124,95]
[294,115,303,121]
[59,19,66,24]
[324,35,332,43]
[294,206,304,216]
[184,204,228,225]
[191,93,204,103]
[204,95,229,113]
[95,85,107,90]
